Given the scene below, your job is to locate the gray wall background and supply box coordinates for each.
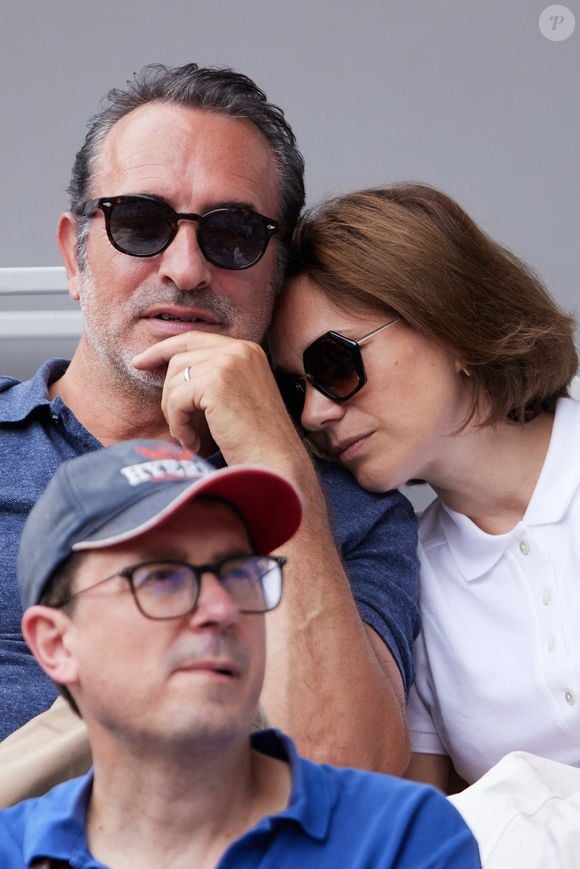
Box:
[1,0,578,318]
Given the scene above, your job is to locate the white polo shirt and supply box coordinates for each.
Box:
[407,397,580,783]
[450,751,580,868]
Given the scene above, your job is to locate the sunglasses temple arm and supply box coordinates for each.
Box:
[357,318,400,345]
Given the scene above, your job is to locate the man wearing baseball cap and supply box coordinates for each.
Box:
[0,439,479,867]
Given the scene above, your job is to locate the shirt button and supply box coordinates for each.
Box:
[565,691,575,706]
[519,540,530,555]
[547,637,555,652]
[543,588,552,606]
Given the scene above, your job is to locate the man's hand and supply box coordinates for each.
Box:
[132,331,303,467]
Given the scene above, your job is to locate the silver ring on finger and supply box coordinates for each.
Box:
[183,366,191,383]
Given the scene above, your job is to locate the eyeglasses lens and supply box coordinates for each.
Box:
[109,199,172,257]
[199,210,267,269]
[132,562,196,618]
[275,335,363,427]
[218,556,282,611]
[130,557,282,619]
[304,334,361,398]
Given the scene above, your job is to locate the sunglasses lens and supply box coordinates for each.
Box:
[274,370,306,425]
[304,334,361,399]
[200,210,270,269]
[108,199,172,256]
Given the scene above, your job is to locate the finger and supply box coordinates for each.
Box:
[132,331,229,370]
[166,388,203,450]
[163,363,218,450]
[132,337,188,370]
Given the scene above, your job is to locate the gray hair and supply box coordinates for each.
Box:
[69,62,305,287]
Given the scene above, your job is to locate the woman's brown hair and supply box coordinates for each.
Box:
[288,183,578,425]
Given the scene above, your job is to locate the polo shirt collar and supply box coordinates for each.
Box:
[438,398,579,582]
[23,772,94,865]
[0,358,69,423]
[438,505,515,582]
[23,730,334,862]
[251,729,335,841]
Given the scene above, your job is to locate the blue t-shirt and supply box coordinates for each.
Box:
[0,729,480,868]
[0,360,420,739]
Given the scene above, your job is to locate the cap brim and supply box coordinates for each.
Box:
[72,464,302,554]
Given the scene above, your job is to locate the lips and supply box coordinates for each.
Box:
[176,659,241,678]
[157,312,205,324]
[169,639,247,680]
[330,433,371,458]
[145,305,221,327]
[140,306,226,338]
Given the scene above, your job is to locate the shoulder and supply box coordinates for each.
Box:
[0,375,20,392]
[0,374,22,406]
[554,396,580,440]
[0,774,91,864]
[557,395,580,417]
[320,764,479,865]
[0,798,35,860]
[326,761,440,806]
[315,457,417,545]
[544,397,580,459]
[0,359,67,420]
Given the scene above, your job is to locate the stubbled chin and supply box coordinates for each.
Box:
[133,367,166,390]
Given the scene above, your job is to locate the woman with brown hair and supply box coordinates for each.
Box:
[269,183,579,791]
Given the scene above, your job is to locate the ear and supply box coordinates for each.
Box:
[22,606,79,688]
[454,357,471,378]
[57,212,82,302]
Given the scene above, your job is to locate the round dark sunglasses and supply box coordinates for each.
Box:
[78,194,280,270]
[274,319,399,426]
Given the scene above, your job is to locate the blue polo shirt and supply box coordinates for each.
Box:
[0,360,420,738]
[0,730,480,867]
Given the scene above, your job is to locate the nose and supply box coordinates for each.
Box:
[190,571,240,631]
[158,222,213,292]
[300,382,346,431]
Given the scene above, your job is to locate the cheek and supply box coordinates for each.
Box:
[74,611,152,661]
[227,279,275,341]
[87,235,152,289]
[230,262,274,304]
[375,342,455,403]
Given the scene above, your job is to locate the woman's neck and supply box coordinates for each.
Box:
[430,412,555,535]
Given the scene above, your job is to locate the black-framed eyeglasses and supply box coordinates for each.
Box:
[78,195,280,270]
[55,555,286,620]
[274,320,399,426]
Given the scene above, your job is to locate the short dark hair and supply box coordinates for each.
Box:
[288,183,578,425]
[68,62,305,285]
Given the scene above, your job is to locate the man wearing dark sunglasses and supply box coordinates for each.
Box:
[0,63,419,789]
